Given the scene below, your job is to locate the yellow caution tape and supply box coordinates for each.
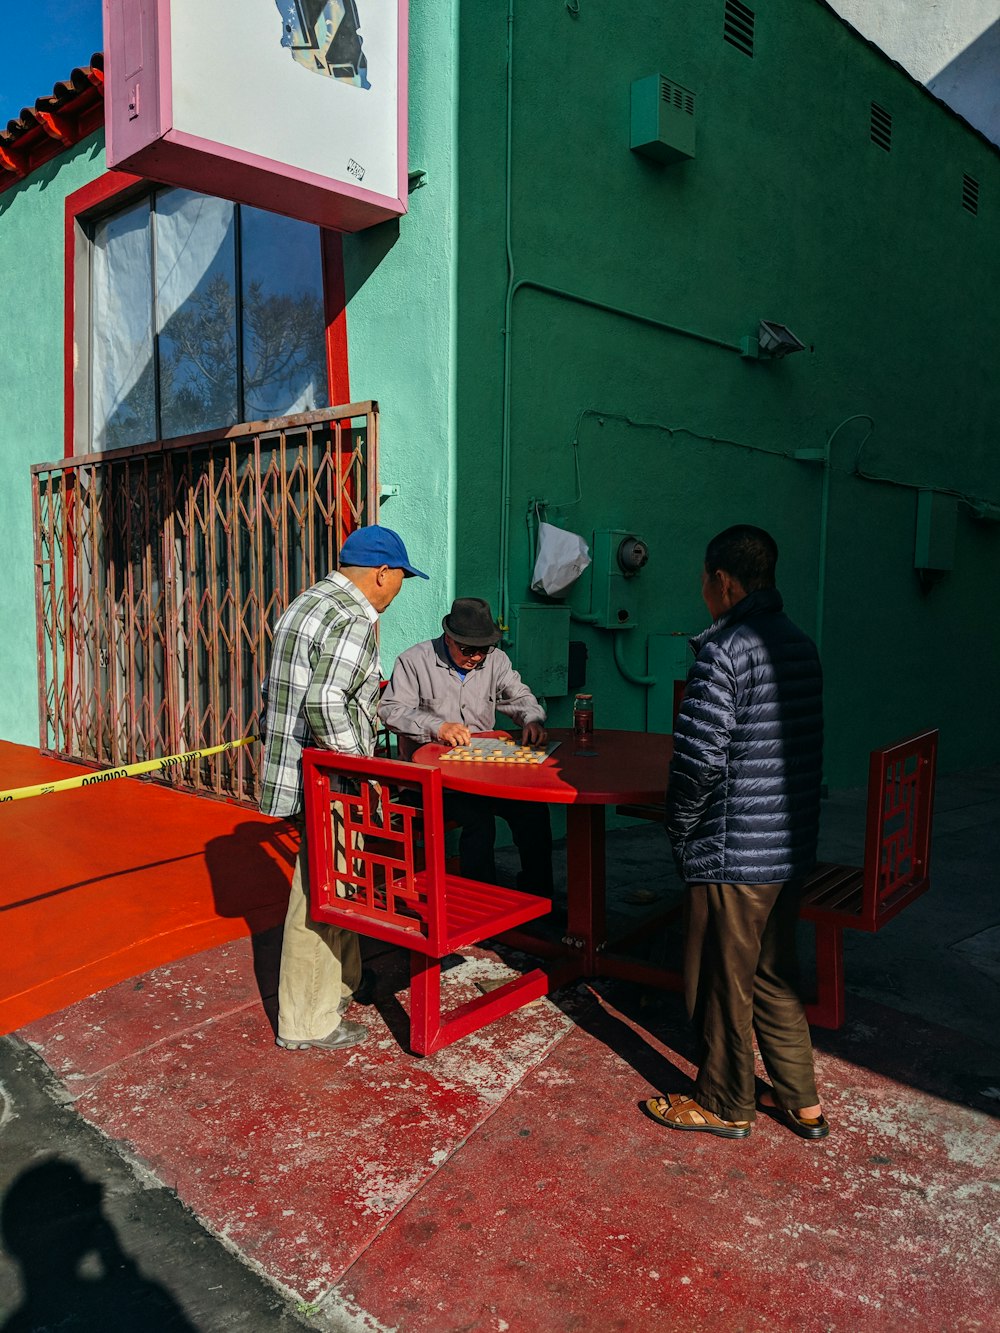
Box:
[0,737,256,804]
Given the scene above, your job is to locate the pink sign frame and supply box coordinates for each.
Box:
[103,0,408,232]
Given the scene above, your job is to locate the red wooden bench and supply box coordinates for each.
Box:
[616,728,939,1029]
[801,728,938,1027]
[302,748,551,1055]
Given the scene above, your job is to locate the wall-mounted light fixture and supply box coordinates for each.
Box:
[741,321,806,359]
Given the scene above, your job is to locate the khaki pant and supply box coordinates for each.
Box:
[276,813,362,1043]
[685,881,818,1123]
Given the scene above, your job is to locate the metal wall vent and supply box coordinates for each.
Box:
[630,73,696,163]
[870,102,892,151]
[724,0,755,58]
[962,173,980,215]
[661,76,695,116]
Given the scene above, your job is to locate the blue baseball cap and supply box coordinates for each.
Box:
[339,525,429,579]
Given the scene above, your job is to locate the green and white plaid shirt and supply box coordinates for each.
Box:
[259,571,381,818]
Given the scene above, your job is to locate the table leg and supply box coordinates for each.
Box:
[565,805,605,973]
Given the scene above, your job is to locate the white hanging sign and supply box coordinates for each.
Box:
[103,0,408,232]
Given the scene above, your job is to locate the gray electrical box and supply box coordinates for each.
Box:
[511,604,571,697]
[590,529,648,629]
[630,74,696,164]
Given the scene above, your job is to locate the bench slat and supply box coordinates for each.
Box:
[800,862,865,922]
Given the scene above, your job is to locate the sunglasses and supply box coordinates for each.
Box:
[453,642,494,657]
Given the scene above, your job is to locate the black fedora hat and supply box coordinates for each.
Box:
[441,598,501,647]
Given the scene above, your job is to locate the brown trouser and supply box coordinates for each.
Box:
[685,881,818,1123]
[277,813,362,1044]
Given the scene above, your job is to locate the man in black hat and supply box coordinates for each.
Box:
[379,597,553,893]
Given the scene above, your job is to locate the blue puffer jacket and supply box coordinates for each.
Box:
[664,588,823,885]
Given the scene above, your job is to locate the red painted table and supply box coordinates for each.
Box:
[413,728,678,989]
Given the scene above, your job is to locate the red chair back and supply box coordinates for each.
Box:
[862,728,938,928]
[302,749,449,954]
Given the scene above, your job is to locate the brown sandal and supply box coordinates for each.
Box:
[758,1090,830,1140]
[642,1093,751,1139]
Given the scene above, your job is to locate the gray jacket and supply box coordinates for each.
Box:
[379,636,545,759]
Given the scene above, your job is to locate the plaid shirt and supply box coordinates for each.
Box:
[258,571,381,817]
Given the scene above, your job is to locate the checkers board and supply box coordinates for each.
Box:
[438,738,560,764]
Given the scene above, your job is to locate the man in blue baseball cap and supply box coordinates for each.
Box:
[260,525,427,1054]
[338,525,430,581]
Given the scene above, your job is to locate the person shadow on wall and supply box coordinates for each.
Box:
[202,818,299,1034]
[1,1159,197,1332]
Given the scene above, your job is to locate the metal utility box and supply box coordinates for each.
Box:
[511,605,571,698]
[590,529,648,629]
[914,490,957,571]
[630,74,696,164]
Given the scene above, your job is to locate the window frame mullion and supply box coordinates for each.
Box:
[234,203,246,424]
[150,189,162,442]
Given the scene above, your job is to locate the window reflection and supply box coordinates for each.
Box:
[241,206,329,421]
[156,191,239,439]
[88,188,329,451]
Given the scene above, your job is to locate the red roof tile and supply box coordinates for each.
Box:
[0,53,105,191]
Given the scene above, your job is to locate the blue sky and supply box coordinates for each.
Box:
[0,0,104,127]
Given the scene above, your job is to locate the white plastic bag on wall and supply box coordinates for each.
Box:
[531,522,591,597]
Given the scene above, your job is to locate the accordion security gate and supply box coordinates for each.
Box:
[32,403,379,805]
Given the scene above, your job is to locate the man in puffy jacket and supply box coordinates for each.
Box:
[644,525,828,1141]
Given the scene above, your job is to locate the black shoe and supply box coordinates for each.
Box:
[516,870,554,895]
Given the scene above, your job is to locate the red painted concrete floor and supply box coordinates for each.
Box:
[0,741,289,1033]
[4,741,1000,1330]
[18,936,1000,1332]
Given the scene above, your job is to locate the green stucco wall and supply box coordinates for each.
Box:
[0,134,106,747]
[453,0,1000,786]
[2,0,998,793]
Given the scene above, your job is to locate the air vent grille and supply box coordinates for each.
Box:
[660,77,695,116]
[962,173,980,215]
[724,0,755,58]
[870,102,892,151]
[630,73,696,163]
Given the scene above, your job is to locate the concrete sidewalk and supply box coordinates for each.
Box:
[2,766,999,1331]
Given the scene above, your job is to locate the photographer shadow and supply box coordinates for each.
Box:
[1,1159,196,1332]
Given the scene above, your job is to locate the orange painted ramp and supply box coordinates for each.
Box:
[0,741,291,1034]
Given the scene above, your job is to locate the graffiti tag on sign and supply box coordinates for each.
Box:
[276,0,371,90]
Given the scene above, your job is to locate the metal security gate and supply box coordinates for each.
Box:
[32,403,379,804]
